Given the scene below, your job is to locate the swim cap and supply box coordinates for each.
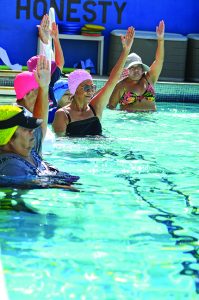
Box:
[53,79,69,103]
[0,105,43,146]
[125,53,150,72]
[27,55,57,74]
[68,69,92,95]
[14,71,39,100]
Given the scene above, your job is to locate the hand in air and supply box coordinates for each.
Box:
[156,20,165,40]
[51,22,59,40]
[34,55,51,88]
[121,27,135,52]
[37,14,50,44]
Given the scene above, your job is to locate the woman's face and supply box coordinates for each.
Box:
[9,127,35,157]
[23,88,38,112]
[76,80,96,101]
[128,64,143,80]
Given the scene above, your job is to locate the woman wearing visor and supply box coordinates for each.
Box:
[52,26,135,137]
[0,106,79,189]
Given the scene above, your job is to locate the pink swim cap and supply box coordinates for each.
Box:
[68,69,92,95]
[27,55,57,74]
[14,71,39,100]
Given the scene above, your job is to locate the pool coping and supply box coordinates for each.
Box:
[0,77,199,104]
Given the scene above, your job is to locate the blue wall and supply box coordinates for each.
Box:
[0,0,199,74]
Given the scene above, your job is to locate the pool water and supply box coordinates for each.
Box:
[0,102,199,299]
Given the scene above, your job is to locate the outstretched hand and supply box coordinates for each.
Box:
[51,22,59,40]
[37,14,50,44]
[38,14,59,44]
[121,27,135,52]
[34,55,51,89]
[156,20,165,40]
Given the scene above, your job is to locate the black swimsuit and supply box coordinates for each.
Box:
[63,104,102,137]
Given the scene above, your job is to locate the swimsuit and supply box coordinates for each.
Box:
[49,67,62,108]
[120,74,155,106]
[48,67,62,124]
[63,104,102,137]
[34,126,42,154]
[0,149,79,187]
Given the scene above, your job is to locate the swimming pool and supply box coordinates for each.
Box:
[0,99,199,298]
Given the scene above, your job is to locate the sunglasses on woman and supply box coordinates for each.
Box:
[82,84,96,93]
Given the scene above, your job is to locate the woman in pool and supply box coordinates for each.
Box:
[0,105,79,190]
[52,26,135,137]
[14,55,50,154]
[108,20,165,112]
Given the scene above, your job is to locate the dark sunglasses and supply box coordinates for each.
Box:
[82,84,96,92]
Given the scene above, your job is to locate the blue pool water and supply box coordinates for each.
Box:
[0,102,199,299]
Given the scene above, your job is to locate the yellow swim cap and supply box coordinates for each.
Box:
[0,105,22,146]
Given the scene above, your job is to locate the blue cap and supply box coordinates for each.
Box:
[53,79,69,103]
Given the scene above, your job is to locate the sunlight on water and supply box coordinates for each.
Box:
[0,103,199,299]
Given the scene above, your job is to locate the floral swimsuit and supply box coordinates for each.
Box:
[119,75,155,106]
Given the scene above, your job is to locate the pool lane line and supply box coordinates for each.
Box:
[122,174,199,294]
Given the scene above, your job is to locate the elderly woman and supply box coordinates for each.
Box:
[52,26,135,137]
[108,20,165,112]
[0,105,79,189]
[14,55,52,154]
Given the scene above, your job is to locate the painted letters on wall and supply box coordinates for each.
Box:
[16,0,127,24]
[0,0,198,72]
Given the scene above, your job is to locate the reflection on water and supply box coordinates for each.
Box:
[0,188,37,213]
[0,103,199,299]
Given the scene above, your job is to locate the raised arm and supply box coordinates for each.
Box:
[38,14,64,70]
[148,20,165,84]
[33,55,51,140]
[91,27,135,118]
[38,14,50,44]
[108,82,122,109]
[51,22,64,70]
